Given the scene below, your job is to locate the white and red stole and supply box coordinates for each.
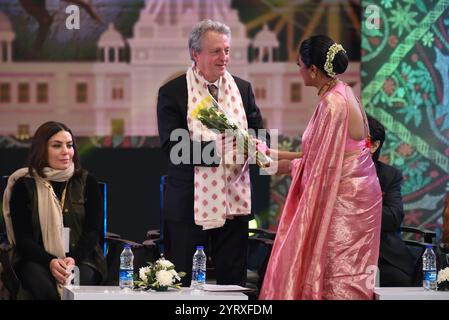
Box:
[186,66,251,230]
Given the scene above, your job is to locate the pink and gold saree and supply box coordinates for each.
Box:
[260,82,382,300]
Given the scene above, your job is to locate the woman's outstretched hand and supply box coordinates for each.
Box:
[275,159,292,175]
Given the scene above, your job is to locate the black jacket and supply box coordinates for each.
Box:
[157,74,266,223]
[376,161,415,276]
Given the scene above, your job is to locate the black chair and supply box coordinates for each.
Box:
[400,226,437,286]
[83,180,157,286]
[0,175,31,299]
[103,178,161,285]
[104,234,160,285]
[0,175,21,299]
[157,175,166,254]
[401,226,436,247]
[105,237,139,286]
[438,193,449,270]
[143,175,165,252]
[97,181,122,257]
[246,228,275,294]
[0,241,19,299]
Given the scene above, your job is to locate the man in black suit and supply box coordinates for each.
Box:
[157,20,267,287]
[368,116,416,286]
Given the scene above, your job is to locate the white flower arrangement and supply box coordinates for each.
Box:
[134,256,186,291]
[437,267,449,291]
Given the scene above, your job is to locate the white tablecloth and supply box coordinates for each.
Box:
[62,285,248,300]
[374,287,449,300]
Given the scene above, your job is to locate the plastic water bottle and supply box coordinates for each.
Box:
[191,246,206,290]
[119,244,134,289]
[422,245,437,291]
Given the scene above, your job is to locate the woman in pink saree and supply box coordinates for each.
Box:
[259,36,382,300]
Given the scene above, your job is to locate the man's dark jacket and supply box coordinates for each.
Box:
[157,74,266,223]
[376,161,415,278]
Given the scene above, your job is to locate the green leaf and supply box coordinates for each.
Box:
[415,0,427,13]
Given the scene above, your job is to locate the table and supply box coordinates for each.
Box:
[374,287,449,300]
[62,286,249,300]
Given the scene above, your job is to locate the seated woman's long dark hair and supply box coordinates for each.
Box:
[299,35,349,76]
[26,121,82,178]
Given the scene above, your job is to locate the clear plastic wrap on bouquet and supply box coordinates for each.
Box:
[191,96,272,168]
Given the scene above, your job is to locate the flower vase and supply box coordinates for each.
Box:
[152,285,168,292]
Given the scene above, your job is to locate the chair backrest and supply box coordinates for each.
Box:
[158,175,166,254]
[142,176,165,258]
[442,192,449,251]
[440,193,449,270]
[247,228,275,292]
[0,176,20,299]
[98,181,108,256]
[0,176,7,242]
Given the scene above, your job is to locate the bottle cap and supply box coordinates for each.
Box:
[426,244,433,249]
[124,244,131,248]
[196,245,204,250]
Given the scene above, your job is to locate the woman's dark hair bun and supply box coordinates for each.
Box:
[299,35,348,76]
[332,50,348,75]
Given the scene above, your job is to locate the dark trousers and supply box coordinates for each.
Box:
[164,217,248,287]
[16,261,101,299]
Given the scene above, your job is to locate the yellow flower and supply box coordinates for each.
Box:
[191,96,213,119]
[190,105,202,119]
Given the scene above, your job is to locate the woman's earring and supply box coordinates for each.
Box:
[311,73,316,79]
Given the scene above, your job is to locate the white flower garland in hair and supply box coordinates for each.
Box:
[324,43,346,78]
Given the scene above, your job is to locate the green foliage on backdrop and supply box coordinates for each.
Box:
[361,0,449,239]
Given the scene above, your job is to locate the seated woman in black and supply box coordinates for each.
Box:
[3,121,107,299]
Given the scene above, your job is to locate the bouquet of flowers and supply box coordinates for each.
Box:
[437,267,449,291]
[134,256,186,291]
[191,96,271,168]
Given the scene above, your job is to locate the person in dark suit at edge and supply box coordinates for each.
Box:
[368,115,416,286]
[156,19,271,287]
